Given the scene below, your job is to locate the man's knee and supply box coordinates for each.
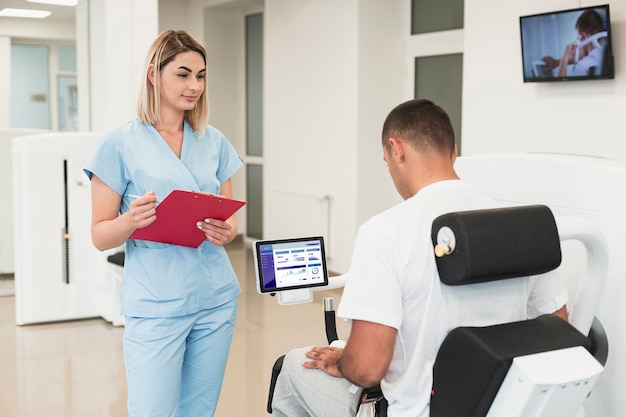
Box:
[281,347,313,375]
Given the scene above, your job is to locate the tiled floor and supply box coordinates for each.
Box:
[0,241,350,417]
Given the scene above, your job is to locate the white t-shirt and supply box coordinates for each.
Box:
[337,180,568,417]
[572,47,604,76]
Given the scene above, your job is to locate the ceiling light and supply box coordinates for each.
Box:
[0,8,51,18]
[27,0,78,5]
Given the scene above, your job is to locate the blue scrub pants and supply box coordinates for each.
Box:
[123,298,238,417]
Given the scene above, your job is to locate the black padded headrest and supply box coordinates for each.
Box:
[431,205,562,286]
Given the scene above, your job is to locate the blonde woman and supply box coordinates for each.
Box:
[84,30,242,417]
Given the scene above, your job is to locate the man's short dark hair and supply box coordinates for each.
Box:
[382,99,456,157]
[576,9,604,35]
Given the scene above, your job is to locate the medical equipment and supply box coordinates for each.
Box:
[253,236,329,305]
[12,132,123,326]
[0,128,47,274]
[261,203,608,417]
[455,153,625,417]
[261,151,620,416]
[429,205,606,417]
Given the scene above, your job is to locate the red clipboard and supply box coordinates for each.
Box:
[129,189,247,248]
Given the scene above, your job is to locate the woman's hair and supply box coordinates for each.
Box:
[382,99,456,158]
[137,30,209,136]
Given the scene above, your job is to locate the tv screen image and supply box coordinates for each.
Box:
[520,4,614,82]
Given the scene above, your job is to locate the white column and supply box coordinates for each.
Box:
[263,0,406,272]
[0,36,10,128]
[80,0,159,133]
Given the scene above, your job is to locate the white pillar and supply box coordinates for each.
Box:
[0,36,10,128]
[263,0,407,272]
[78,0,159,133]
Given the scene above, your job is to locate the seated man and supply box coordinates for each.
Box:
[270,99,568,417]
[541,9,608,77]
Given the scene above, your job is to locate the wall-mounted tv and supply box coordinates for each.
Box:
[520,4,614,82]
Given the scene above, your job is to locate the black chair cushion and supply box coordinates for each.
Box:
[107,251,125,267]
[267,355,285,413]
[430,314,592,417]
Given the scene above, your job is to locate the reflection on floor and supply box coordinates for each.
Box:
[0,241,349,417]
[0,274,14,297]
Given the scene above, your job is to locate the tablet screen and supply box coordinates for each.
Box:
[253,236,329,293]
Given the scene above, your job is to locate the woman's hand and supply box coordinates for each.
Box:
[196,217,236,246]
[198,180,239,246]
[128,192,158,230]
[91,176,159,251]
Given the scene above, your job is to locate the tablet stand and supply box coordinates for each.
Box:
[277,288,313,305]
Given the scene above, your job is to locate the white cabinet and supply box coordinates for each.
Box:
[12,132,122,326]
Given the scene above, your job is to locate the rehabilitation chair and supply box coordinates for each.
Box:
[265,204,609,417]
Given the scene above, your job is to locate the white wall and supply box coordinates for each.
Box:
[463,0,626,159]
[264,0,360,271]
[355,1,408,226]
[202,7,248,235]
[158,0,188,30]
[263,0,407,272]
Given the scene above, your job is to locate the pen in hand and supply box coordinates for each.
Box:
[124,193,161,204]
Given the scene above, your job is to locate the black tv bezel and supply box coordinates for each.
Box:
[519,4,615,83]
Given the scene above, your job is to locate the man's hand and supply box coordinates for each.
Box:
[541,55,560,71]
[302,346,345,378]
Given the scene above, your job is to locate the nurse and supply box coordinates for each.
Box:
[84,30,243,417]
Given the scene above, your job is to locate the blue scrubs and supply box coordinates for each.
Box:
[84,119,243,416]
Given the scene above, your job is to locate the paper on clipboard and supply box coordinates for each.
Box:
[129,189,247,248]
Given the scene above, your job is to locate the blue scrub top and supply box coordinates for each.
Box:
[84,119,244,317]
